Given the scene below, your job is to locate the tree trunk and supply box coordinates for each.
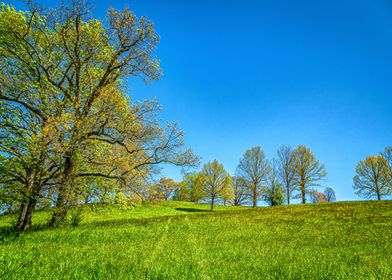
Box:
[49,156,73,227]
[49,184,69,227]
[22,199,37,231]
[15,171,38,231]
[210,195,215,211]
[377,191,381,201]
[301,183,306,204]
[253,188,257,208]
[15,198,37,231]
[15,202,29,230]
[286,186,290,205]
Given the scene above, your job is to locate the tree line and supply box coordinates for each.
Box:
[172,145,333,210]
[172,145,392,210]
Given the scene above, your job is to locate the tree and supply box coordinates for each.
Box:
[174,173,204,202]
[262,160,285,206]
[172,182,190,201]
[0,2,198,230]
[353,155,391,200]
[231,176,249,206]
[324,187,336,202]
[381,146,392,187]
[309,189,326,203]
[276,145,296,204]
[197,160,233,211]
[292,145,327,204]
[149,177,181,201]
[236,147,269,207]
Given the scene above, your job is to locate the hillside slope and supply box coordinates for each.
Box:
[1,201,391,279]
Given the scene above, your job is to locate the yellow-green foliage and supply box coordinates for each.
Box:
[1,201,392,279]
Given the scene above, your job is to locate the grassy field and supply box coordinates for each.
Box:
[0,200,391,279]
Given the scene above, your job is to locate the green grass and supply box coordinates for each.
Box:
[1,201,391,279]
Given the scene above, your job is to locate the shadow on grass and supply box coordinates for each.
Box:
[175,207,211,213]
[0,206,260,239]
[0,223,53,243]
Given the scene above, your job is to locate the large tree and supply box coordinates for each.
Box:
[292,145,327,204]
[276,145,296,204]
[0,2,198,230]
[0,4,65,229]
[236,146,269,207]
[353,155,391,200]
[197,160,233,211]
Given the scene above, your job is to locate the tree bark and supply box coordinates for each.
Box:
[286,186,290,205]
[49,156,73,227]
[15,202,29,230]
[210,195,215,211]
[253,187,257,208]
[301,183,306,204]
[49,184,70,227]
[15,198,37,231]
[15,171,39,231]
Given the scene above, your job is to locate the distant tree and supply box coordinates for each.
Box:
[324,187,336,202]
[149,177,181,201]
[381,146,392,187]
[353,155,391,200]
[231,177,249,206]
[310,189,326,203]
[198,160,233,211]
[236,147,269,207]
[185,173,205,202]
[221,183,235,206]
[381,146,392,165]
[174,173,204,202]
[292,145,327,204]
[172,182,190,201]
[276,145,296,204]
[262,160,285,206]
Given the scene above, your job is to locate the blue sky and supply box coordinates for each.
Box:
[11,0,392,201]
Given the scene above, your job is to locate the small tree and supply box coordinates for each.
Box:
[381,146,392,187]
[185,173,205,202]
[172,182,190,201]
[324,187,336,202]
[353,155,391,200]
[292,145,327,204]
[310,189,326,203]
[262,160,285,206]
[151,178,181,201]
[198,160,233,211]
[174,173,204,202]
[221,182,235,206]
[231,177,249,206]
[236,147,269,207]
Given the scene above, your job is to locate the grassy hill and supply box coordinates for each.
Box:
[1,201,391,279]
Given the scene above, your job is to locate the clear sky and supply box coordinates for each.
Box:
[10,0,392,201]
